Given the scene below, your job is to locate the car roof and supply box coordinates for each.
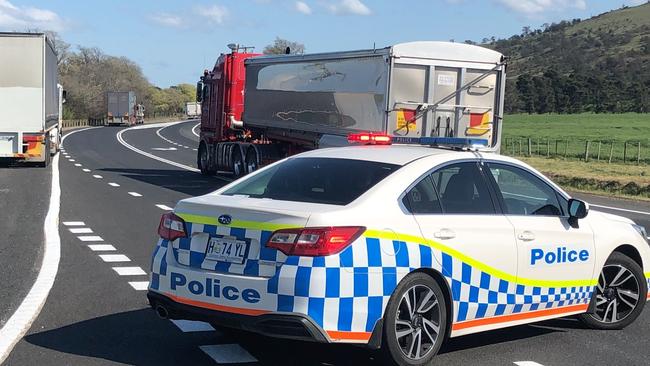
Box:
[293,145,460,166]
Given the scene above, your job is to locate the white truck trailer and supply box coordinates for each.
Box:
[0,32,61,167]
[185,101,201,118]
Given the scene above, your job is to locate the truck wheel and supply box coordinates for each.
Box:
[231,147,245,179]
[245,147,258,174]
[198,144,212,176]
[578,252,646,330]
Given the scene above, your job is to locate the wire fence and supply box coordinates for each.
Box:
[503,136,649,165]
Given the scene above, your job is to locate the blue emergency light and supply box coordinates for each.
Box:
[392,136,489,149]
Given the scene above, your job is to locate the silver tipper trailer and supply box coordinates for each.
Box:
[0,32,61,166]
[243,41,506,152]
[107,91,136,126]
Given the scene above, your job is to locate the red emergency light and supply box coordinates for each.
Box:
[347,132,392,145]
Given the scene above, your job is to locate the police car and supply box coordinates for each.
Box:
[148,134,650,365]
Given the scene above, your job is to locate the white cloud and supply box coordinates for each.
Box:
[195,4,228,25]
[495,0,586,16]
[0,0,64,31]
[326,0,371,16]
[295,1,312,14]
[149,13,184,28]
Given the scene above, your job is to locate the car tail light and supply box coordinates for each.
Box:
[158,213,187,241]
[266,226,365,256]
[347,132,392,145]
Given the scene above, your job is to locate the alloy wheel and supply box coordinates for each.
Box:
[394,284,441,361]
[591,264,640,323]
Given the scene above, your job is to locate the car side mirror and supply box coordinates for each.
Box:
[568,198,588,227]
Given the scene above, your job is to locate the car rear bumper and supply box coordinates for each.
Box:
[147,290,330,343]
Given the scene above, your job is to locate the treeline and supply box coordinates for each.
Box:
[485,4,650,114]
[50,32,195,119]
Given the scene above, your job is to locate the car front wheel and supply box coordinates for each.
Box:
[381,272,447,366]
[579,252,647,330]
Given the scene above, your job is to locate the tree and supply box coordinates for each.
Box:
[263,37,305,55]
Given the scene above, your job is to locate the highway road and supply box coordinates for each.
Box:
[1,120,649,365]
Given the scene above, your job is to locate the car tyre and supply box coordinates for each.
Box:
[579,252,647,330]
[381,272,447,366]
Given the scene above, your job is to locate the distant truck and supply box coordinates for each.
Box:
[107,91,142,126]
[196,42,506,177]
[185,101,201,118]
[0,32,62,167]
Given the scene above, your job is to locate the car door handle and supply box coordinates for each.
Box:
[434,229,456,240]
[517,231,536,242]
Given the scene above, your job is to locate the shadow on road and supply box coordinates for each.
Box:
[99,168,230,197]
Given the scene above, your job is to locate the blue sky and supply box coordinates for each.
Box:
[0,0,645,87]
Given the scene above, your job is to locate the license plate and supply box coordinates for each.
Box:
[205,237,248,264]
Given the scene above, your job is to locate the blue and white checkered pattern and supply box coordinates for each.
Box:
[150,225,597,337]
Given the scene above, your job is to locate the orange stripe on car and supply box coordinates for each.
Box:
[165,293,270,316]
[452,304,589,331]
[326,330,372,342]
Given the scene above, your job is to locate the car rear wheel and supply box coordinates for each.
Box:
[579,252,647,330]
[381,272,447,366]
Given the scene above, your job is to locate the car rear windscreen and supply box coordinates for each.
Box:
[222,157,400,205]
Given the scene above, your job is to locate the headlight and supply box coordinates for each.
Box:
[631,224,648,244]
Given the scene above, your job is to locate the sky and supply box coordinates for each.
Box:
[0,0,646,87]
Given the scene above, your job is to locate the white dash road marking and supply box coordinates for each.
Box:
[108,182,120,187]
[128,192,142,197]
[171,319,217,333]
[74,163,81,167]
[68,159,75,162]
[112,267,147,276]
[591,204,650,216]
[82,169,90,172]
[92,175,103,179]
[514,362,546,366]
[69,228,93,234]
[200,344,257,364]
[99,254,130,263]
[63,221,85,226]
[151,147,178,151]
[78,235,104,242]
[87,244,116,251]
[128,281,149,290]
[0,154,61,363]
[156,204,173,211]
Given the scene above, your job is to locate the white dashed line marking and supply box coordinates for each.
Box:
[128,281,149,290]
[77,235,104,242]
[156,204,173,211]
[68,159,75,162]
[200,344,257,364]
[98,254,130,263]
[74,163,81,167]
[69,228,93,234]
[93,175,103,179]
[171,320,216,333]
[514,362,545,366]
[192,148,197,151]
[112,267,147,276]
[63,221,85,226]
[82,169,90,172]
[87,244,116,251]
[108,182,120,187]
[128,192,142,197]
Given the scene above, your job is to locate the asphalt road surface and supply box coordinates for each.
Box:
[2,120,649,366]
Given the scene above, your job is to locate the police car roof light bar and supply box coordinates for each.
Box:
[391,136,489,150]
[347,132,392,145]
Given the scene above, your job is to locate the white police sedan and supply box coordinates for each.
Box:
[148,135,650,365]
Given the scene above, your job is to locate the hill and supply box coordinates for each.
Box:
[488,3,650,114]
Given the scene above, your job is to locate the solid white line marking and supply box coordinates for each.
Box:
[112,267,147,276]
[74,163,81,167]
[514,362,545,366]
[0,154,61,363]
[78,235,103,242]
[128,192,142,197]
[171,319,216,333]
[200,344,257,364]
[82,169,90,172]
[108,182,120,187]
[87,244,116,251]
[63,221,85,226]
[69,228,92,234]
[99,254,130,262]
[191,122,200,137]
[156,204,173,211]
[591,204,650,216]
[128,281,149,290]
[61,126,100,148]
[93,175,103,179]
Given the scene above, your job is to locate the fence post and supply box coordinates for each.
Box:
[623,141,627,163]
[536,138,540,155]
[546,138,550,157]
[584,140,590,162]
[638,142,641,165]
[555,139,558,156]
[519,139,522,156]
[528,138,532,156]
[608,143,614,164]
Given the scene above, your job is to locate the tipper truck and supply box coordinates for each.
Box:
[0,32,62,167]
[197,41,506,177]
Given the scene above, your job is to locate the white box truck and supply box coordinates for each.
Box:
[0,32,61,167]
[185,101,201,118]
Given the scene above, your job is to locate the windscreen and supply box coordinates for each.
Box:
[222,157,399,205]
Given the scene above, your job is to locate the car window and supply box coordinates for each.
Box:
[222,157,399,205]
[487,163,562,216]
[403,176,442,214]
[430,162,496,214]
